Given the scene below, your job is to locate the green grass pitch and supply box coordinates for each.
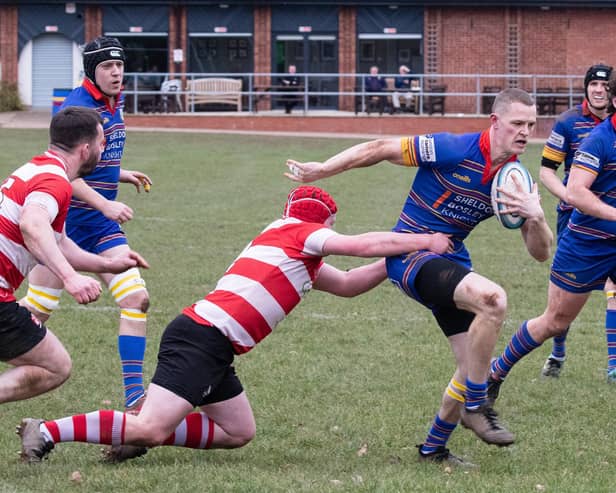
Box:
[0,129,612,492]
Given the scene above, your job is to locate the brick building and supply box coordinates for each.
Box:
[0,0,614,112]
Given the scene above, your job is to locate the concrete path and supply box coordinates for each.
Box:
[0,110,51,129]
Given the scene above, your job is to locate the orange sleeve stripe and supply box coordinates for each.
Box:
[542,146,566,162]
[400,137,418,167]
[571,164,599,176]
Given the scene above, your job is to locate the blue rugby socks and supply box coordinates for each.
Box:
[464,379,487,410]
[491,320,541,381]
[118,335,146,408]
[420,414,457,455]
[550,326,569,361]
[605,310,616,374]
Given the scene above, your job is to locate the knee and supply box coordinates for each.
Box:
[118,290,150,313]
[140,427,172,448]
[220,420,256,448]
[231,423,256,448]
[475,284,508,323]
[538,316,570,339]
[48,353,72,388]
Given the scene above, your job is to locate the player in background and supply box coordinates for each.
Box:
[488,71,616,406]
[0,107,148,408]
[20,37,152,414]
[283,88,553,465]
[18,185,453,463]
[538,64,613,378]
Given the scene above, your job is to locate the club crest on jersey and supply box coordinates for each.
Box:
[547,131,565,148]
[418,135,436,162]
[574,150,600,169]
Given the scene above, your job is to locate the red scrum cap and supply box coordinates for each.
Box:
[282,186,338,224]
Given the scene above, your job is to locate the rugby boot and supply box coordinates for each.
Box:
[416,444,476,468]
[17,418,54,463]
[460,404,514,446]
[486,374,502,407]
[541,357,564,378]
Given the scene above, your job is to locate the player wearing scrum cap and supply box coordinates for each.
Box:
[537,63,614,379]
[20,37,153,414]
[18,185,453,464]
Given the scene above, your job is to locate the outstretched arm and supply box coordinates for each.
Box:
[285,138,405,183]
[58,235,149,273]
[313,259,388,297]
[322,231,453,258]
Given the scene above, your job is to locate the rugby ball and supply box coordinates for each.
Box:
[490,161,533,229]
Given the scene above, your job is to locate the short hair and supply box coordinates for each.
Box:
[492,88,535,114]
[49,107,103,151]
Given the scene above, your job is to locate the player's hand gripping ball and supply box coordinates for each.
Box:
[490,161,533,229]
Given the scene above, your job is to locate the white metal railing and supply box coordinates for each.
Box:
[122,72,586,115]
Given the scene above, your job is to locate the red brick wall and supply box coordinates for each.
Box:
[84,5,102,43]
[254,6,272,109]
[338,7,356,111]
[169,6,187,76]
[0,5,18,84]
[436,6,616,113]
[439,8,508,112]
[3,4,615,114]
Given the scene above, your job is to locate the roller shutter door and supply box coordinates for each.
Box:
[32,34,73,109]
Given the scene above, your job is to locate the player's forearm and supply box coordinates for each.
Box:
[522,215,553,262]
[321,139,401,177]
[337,259,388,296]
[315,259,387,297]
[539,167,567,202]
[71,178,109,211]
[567,187,616,221]
[21,216,76,283]
[58,236,112,273]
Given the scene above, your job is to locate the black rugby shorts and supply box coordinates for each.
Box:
[0,301,47,361]
[152,314,244,407]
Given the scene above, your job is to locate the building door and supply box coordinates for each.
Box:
[31,33,73,109]
[274,34,338,110]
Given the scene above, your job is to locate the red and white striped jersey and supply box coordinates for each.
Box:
[0,151,72,300]
[183,218,337,354]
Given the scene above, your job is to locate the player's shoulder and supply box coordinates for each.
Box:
[413,131,479,167]
[551,105,585,127]
[62,87,96,109]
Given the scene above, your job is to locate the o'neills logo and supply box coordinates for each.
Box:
[110,49,123,58]
[452,173,471,183]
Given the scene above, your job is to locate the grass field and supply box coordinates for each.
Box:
[0,129,612,493]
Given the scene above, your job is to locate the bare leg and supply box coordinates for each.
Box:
[453,272,507,389]
[0,329,71,403]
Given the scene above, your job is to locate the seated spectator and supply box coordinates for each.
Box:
[392,65,416,112]
[278,65,301,114]
[365,65,387,93]
[364,66,387,114]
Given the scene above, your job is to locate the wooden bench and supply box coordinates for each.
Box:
[187,77,242,111]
